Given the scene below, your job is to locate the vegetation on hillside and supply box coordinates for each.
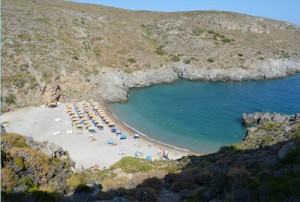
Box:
[2,114,300,201]
[2,0,300,111]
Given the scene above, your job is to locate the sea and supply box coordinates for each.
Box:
[108,75,300,153]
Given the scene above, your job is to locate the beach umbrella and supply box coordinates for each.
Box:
[93,119,100,123]
[76,124,83,128]
[134,134,140,139]
[108,139,114,144]
[111,127,116,132]
[146,156,152,161]
[79,114,85,118]
[120,134,127,140]
[96,122,103,126]
[108,122,116,127]
[116,131,122,135]
[74,121,80,125]
[81,117,88,121]
[88,126,96,131]
[72,117,79,121]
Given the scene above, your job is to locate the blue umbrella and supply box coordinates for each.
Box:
[120,134,127,139]
[111,127,116,132]
[108,139,113,144]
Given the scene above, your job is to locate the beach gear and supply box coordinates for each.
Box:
[120,134,127,139]
[134,134,140,139]
[135,151,141,156]
[108,139,114,144]
[111,127,116,132]
[146,156,152,161]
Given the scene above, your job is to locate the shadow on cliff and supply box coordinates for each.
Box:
[94,138,300,201]
[1,183,97,202]
[2,138,300,202]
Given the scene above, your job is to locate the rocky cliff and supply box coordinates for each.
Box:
[2,0,300,112]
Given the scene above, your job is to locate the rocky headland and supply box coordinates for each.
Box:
[2,0,300,112]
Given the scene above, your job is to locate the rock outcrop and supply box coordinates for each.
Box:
[242,112,300,125]
[241,112,300,149]
[1,133,75,194]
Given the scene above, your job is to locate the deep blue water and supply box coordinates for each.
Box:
[108,75,300,153]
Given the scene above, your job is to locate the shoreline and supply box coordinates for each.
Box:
[1,102,193,170]
[100,102,198,156]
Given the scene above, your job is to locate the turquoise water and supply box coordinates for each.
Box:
[108,75,300,153]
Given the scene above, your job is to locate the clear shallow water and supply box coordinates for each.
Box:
[108,75,300,153]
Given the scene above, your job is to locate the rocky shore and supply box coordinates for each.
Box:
[93,58,300,103]
[241,112,300,149]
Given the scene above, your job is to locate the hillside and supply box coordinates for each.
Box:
[2,113,300,201]
[2,0,300,112]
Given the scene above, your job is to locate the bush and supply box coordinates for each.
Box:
[5,94,16,105]
[192,27,205,36]
[110,157,154,173]
[128,58,136,63]
[137,178,162,192]
[66,175,81,191]
[222,38,232,43]
[155,45,167,55]
[184,59,190,64]
[238,53,243,57]
[171,55,180,62]
[207,58,214,63]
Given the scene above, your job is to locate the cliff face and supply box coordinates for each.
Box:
[2,0,300,111]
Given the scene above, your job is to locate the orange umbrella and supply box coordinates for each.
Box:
[76,124,83,128]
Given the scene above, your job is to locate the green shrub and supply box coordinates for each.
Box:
[258,56,264,60]
[207,58,214,63]
[128,58,136,63]
[110,157,154,173]
[222,38,232,43]
[184,59,190,64]
[171,55,180,62]
[155,45,167,55]
[238,53,244,57]
[192,27,205,36]
[5,94,16,105]
[92,68,99,75]
[93,47,101,56]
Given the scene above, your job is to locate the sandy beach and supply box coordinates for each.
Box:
[1,102,192,170]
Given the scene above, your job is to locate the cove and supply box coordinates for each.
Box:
[108,75,300,153]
